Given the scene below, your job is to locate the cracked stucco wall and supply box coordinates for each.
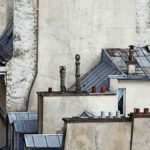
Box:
[136,0,150,45]
[6,0,37,111]
[3,0,150,111]
[28,0,136,111]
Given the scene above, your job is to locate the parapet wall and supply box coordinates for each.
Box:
[37,92,117,133]
[63,114,150,150]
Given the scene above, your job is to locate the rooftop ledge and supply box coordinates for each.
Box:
[63,117,132,123]
[37,91,117,97]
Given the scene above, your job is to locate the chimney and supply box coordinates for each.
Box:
[75,54,81,93]
[127,45,136,74]
[59,66,66,93]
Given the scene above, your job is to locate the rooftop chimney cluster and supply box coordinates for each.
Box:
[59,54,81,93]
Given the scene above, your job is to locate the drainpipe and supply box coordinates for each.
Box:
[59,66,66,93]
[27,0,39,111]
[75,54,81,93]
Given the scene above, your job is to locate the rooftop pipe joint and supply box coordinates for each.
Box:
[75,54,81,93]
[59,66,66,93]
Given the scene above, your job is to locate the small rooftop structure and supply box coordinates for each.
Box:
[8,112,37,124]
[7,112,37,150]
[69,46,150,92]
[24,134,63,150]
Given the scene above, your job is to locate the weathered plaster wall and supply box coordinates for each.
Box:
[64,122,131,150]
[136,0,150,45]
[0,0,7,34]
[6,0,38,111]
[42,95,117,133]
[132,118,150,150]
[29,0,136,111]
[118,80,150,116]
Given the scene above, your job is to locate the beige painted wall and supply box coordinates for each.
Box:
[29,0,136,111]
[118,80,150,115]
[42,95,117,133]
[132,118,150,150]
[64,122,131,150]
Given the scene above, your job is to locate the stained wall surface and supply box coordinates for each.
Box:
[64,122,131,150]
[29,0,136,111]
[42,95,117,133]
[6,0,38,111]
[132,118,150,150]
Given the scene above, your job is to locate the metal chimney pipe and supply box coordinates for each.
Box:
[128,45,135,61]
[59,66,66,93]
[75,54,81,93]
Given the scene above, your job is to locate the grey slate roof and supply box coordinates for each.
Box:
[0,20,13,66]
[69,46,150,92]
[105,46,150,79]
[8,112,37,124]
[14,120,37,134]
[24,134,63,148]
[69,52,122,92]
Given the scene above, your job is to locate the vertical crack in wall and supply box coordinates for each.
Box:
[6,0,38,111]
[136,0,150,45]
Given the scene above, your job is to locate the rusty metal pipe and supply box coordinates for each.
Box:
[75,54,81,93]
[59,66,66,93]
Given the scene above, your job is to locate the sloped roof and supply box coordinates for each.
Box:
[69,46,150,92]
[14,120,37,134]
[105,46,150,79]
[24,134,63,149]
[8,112,37,124]
[0,20,13,66]
[69,51,122,92]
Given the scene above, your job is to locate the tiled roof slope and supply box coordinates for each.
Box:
[0,21,13,66]
[25,134,63,149]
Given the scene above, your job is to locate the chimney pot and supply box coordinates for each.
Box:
[48,87,52,93]
[59,66,66,93]
[144,108,149,114]
[75,54,81,93]
[101,85,106,93]
[92,86,97,93]
[134,108,140,114]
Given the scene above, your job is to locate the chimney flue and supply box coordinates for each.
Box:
[127,45,136,74]
[128,45,135,61]
[75,54,81,93]
[59,66,66,93]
